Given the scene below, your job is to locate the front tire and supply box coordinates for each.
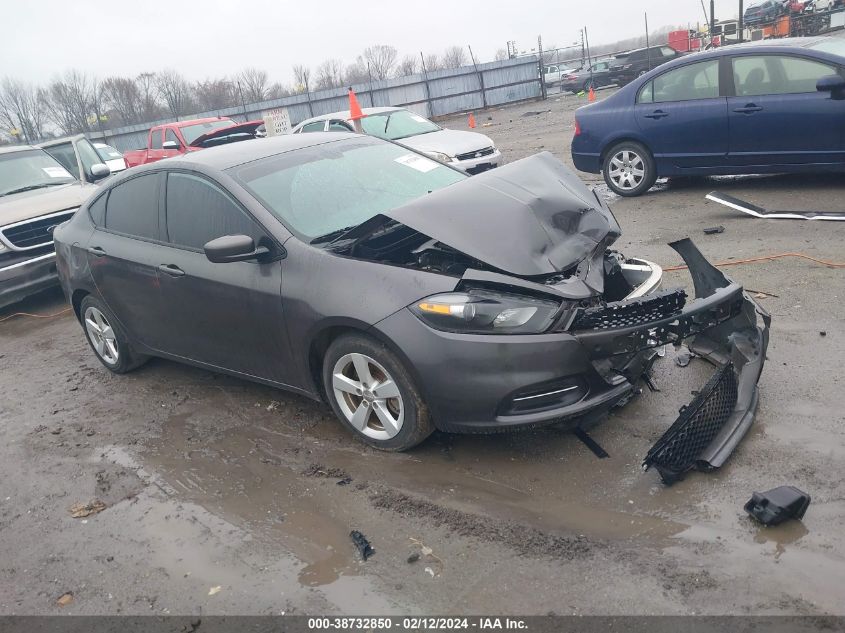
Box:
[323,333,433,451]
[80,296,148,373]
[602,141,657,197]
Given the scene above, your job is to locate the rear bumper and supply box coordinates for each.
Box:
[0,252,59,310]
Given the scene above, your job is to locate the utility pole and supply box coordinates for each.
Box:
[419,52,432,117]
[710,0,716,29]
[739,0,745,42]
[538,35,547,100]
[585,26,593,84]
[468,45,487,110]
[645,13,652,71]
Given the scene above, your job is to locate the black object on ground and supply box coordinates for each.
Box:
[407,552,420,564]
[745,486,811,526]
[574,427,609,459]
[350,530,375,560]
[703,225,725,235]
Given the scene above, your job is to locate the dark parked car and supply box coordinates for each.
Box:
[608,46,682,86]
[572,37,845,196]
[745,0,784,23]
[562,60,614,93]
[53,133,769,465]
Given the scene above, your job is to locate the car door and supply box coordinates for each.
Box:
[635,58,728,169]
[86,173,169,349]
[155,170,295,385]
[147,128,165,162]
[727,53,845,166]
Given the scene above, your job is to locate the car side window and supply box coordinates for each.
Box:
[150,129,163,150]
[165,129,181,147]
[104,174,160,240]
[43,143,79,179]
[77,138,105,180]
[650,60,719,102]
[661,47,677,58]
[88,192,107,226]
[301,121,326,133]
[733,55,837,96]
[328,120,353,132]
[165,172,262,250]
[637,82,654,104]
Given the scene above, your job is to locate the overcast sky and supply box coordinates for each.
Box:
[4,0,746,86]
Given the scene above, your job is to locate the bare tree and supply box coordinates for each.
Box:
[101,76,143,126]
[494,48,509,61]
[344,60,370,86]
[135,72,162,121]
[155,69,193,118]
[395,55,418,77]
[44,70,97,134]
[362,45,398,80]
[315,59,344,90]
[267,82,291,99]
[292,64,311,94]
[194,78,237,111]
[422,53,442,72]
[238,67,269,103]
[441,46,468,69]
[0,78,47,142]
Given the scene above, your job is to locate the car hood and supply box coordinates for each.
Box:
[397,128,495,158]
[382,151,620,277]
[190,120,264,147]
[0,183,95,226]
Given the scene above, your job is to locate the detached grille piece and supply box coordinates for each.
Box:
[455,146,495,161]
[1,210,75,249]
[643,363,738,484]
[570,288,687,331]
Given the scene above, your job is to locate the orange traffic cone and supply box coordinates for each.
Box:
[348,88,365,121]
[588,86,596,102]
[468,113,476,129]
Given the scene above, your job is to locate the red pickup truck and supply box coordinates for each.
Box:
[123,117,263,168]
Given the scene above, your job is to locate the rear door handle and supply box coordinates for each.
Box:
[644,110,669,119]
[158,264,185,277]
[734,105,763,113]
[86,246,106,257]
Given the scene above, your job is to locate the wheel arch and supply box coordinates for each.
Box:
[71,289,90,322]
[599,136,655,170]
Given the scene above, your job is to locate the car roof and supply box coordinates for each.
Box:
[0,144,39,155]
[148,131,363,171]
[296,106,404,127]
[37,134,86,148]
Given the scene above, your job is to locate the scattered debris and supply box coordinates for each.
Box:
[520,110,550,117]
[745,486,811,526]
[424,567,435,577]
[703,225,725,235]
[208,586,222,596]
[266,400,280,411]
[573,427,609,459]
[302,463,349,479]
[407,552,420,564]
[706,191,845,221]
[56,592,74,607]
[336,476,353,486]
[69,499,107,518]
[350,530,375,560]
[675,349,695,367]
[820,331,827,337]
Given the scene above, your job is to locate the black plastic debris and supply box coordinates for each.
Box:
[336,476,352,486]
[745,486,811,526]
[643,363,738,484]
[703,225,725,235]
[574,427,609,459]
[350,530,375,560]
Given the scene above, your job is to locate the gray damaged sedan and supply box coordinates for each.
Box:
[54,133,769,482]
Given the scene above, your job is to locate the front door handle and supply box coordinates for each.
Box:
[158,264,185,277]
[86,246,106,257]
[733,104,763,114]
[644,110,669,119]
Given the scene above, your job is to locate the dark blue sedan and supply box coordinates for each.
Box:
[572,37,845,196]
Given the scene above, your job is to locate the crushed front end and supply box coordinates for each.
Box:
[571,238,770,484]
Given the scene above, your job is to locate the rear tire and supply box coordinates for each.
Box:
[80,296,148,374]
[322,333,434,451]
[602,141,657,197]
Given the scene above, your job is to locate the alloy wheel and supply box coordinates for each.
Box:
[331,353,404,440]
[608,150,646,192]
[84,306,119,365]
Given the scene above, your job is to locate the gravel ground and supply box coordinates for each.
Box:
[1,92,844,616]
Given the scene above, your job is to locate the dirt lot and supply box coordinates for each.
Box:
[2,92,844,616]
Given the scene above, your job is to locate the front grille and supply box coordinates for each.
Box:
[570,288,687,331]
[642,363,738,485]
[1,210,75,249]
[456,146,495,161]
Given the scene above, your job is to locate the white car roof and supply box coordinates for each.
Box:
[294,106,405,128]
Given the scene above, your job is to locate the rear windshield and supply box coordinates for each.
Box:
[232,137,465,242]
[96,145,124,160]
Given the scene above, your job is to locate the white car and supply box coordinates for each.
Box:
[93,142,128,174]
[542,64,581,86]
[291,107,502,175]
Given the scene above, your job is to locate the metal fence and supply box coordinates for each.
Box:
[86,56,543,152]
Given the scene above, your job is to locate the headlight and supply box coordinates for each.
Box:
[410,290,561,334]
[424,151,454,163]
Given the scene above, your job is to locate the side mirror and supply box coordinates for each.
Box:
[204,234,269,263]
[162,140,180,150]
[90,163,111,180]
[817,74,845,100]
